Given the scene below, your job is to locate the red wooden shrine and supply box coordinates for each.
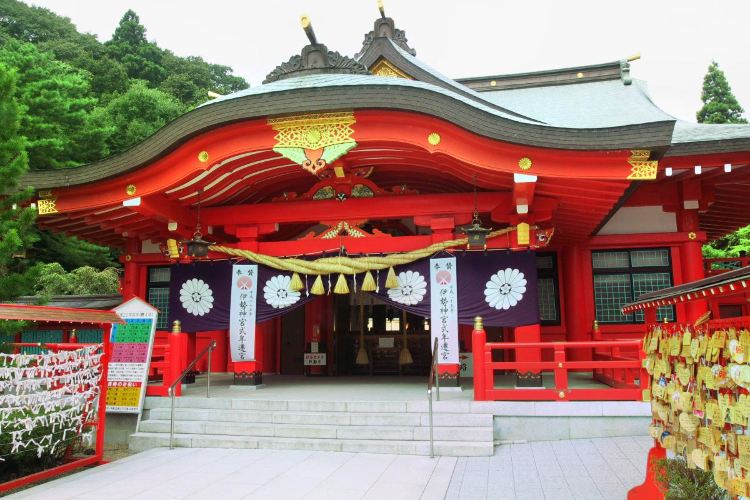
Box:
[18,10,750,396]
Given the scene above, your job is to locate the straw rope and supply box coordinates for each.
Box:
[208,227,518,275]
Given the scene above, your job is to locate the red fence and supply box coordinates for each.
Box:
[472,325,646,401]
[704,257,750,276]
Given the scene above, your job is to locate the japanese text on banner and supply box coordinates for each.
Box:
[430,257,459,364]
[230,264,258,362]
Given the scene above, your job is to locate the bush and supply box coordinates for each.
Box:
[656,457,729,500]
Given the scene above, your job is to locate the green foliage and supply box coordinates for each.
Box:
[96,80,185,155]
[0,61,36,341]
[33,231,118,271]
[704,225,750,258]
[0,406,81,482]
[656,458,728,500]
[697,61,748,124]
[0,38,112,169]
[32,263,120,297]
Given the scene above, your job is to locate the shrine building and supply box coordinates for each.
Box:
[24,9,750,398]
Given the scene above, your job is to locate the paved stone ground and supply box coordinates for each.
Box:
[6,436,650,500]
[446,436,652,500]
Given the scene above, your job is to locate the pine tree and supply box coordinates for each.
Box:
[697,61,748,124]
[0,62,37,333]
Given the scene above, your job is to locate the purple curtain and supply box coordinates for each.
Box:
[168,261,315,331]
[168,251,539,331]
[367,251,539,327]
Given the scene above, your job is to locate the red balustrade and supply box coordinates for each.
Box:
[472,323,646,401]
[704,257,750,276]
[145,324,188,397]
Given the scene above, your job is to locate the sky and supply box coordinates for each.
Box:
[28,0,750,123]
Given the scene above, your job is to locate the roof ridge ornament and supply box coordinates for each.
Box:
[354,1,416,59]
[619,53,639,86]
[263,15,369,84]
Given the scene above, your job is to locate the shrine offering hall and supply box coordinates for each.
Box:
[25,10,750,391]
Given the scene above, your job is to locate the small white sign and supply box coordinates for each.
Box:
[304,353,327,366]
[459,352,474,377]
[310,341,319,353]
[378,337,395,348]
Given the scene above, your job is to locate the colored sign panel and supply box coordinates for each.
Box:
[430,257,459,364]
[229,264,258,362]
[106,297,158,414]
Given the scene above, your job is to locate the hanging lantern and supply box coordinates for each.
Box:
[462,213,492,249]
[185,188,213,258]
[461,175,492,249]
[185,229,213,258]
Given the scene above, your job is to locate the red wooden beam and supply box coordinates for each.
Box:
[202,192,529,226]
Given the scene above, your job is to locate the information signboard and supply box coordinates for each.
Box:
[106,297,158,414]
[304,353,327,366]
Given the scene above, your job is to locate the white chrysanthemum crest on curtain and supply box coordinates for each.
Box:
[264,275,301,309]
[484,268,527,310]
[387,270,427,306]
[179,278,215,316]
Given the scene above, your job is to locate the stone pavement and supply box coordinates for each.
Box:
[446,436,652,500]
[7,436,650,500]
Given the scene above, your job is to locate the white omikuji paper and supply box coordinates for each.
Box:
[430,257,459,364]
[230,264,258,362]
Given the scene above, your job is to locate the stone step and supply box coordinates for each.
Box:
[128,432,493,457]
[143,397,472,414]
[146,407,492,427]
[138,420,492,442]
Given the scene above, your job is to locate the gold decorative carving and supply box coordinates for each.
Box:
[427,133,441,146]
[630,149,651,160]
[126,184,137,195]
[268,112,357,175]
[37,198,58,215]
[198,151,209,163]
[688,232,697,240]
[370,59,412,79]
[518,157,532,171]
[627,150,658,180]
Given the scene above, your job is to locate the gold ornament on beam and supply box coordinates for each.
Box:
[627,150,658,180]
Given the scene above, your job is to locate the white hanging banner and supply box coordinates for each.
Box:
[230,264,258,362]
[430,257,459,364]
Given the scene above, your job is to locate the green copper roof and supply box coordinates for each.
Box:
[479,79,675,128]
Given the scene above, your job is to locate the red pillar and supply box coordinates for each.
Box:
[232,320,272,385]
[121,238,140,300]
[472,317,487,401]
[676,209,708,323]
[514,323,542,386]
[562,246,593,361]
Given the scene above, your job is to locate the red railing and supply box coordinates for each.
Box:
[146,324,188,397]
[472,324,646,401]
[704,257,750,276]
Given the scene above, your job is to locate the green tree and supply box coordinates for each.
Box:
[0,63,37,341]
[95,80,185,154]
[105,10,165,86]
[0,39,112,169]
[697,61,748,124]
[33,232,118,270]
[32,263,120,297]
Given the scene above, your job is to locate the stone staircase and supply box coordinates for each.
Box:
[129,397,493,456]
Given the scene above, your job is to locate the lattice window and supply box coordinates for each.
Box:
[21,330,63,354]
[537,278,558,322]
[592,248,674,324]
[147,267,171,330]
[536,252,560,325]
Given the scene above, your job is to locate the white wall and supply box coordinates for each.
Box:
[597,206,677,235]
